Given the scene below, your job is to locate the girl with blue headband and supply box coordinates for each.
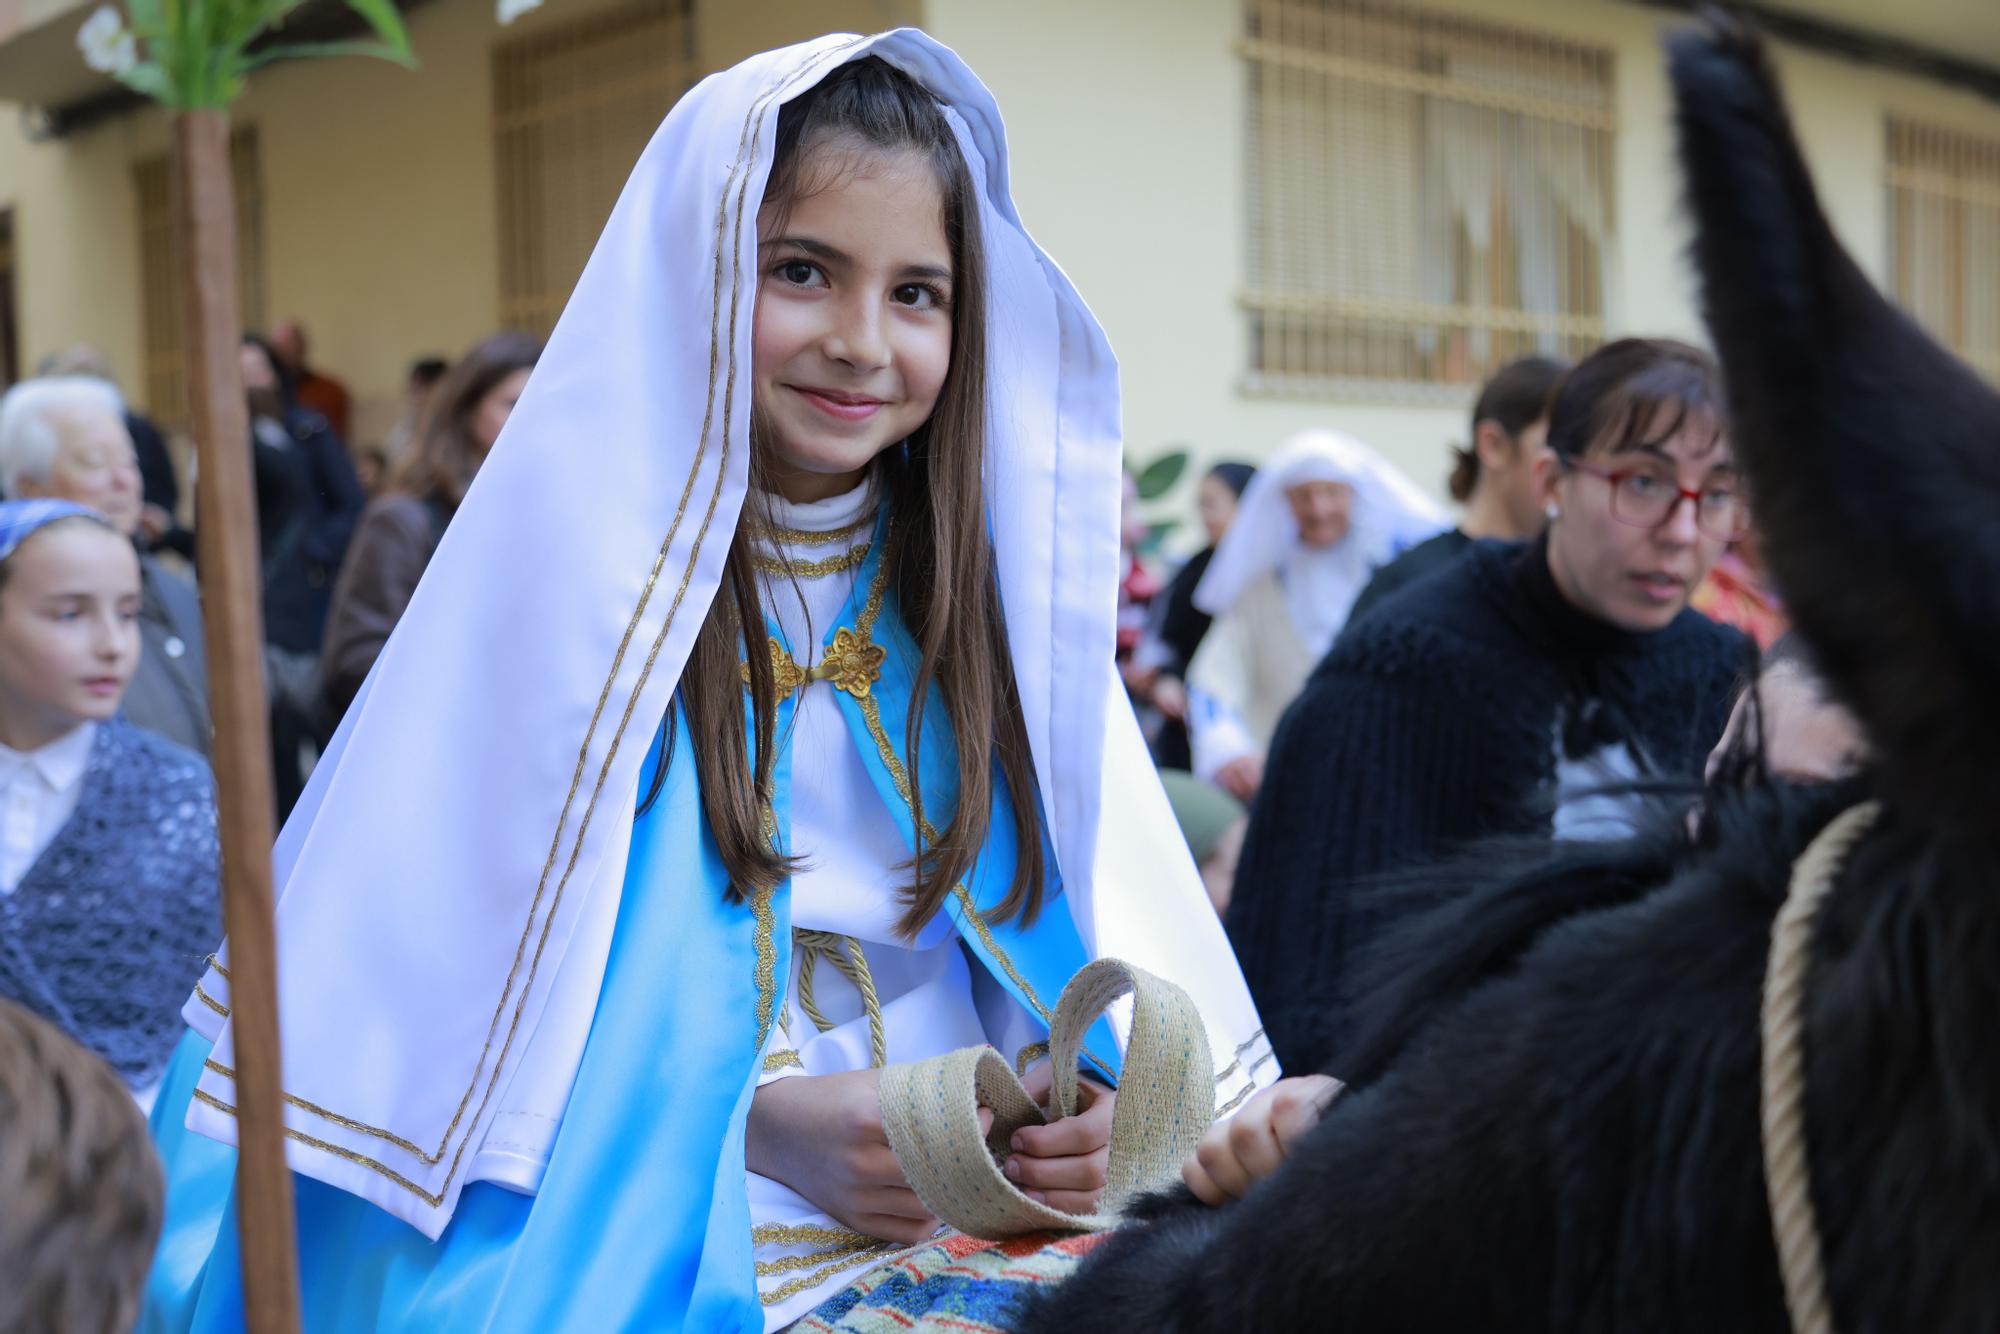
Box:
[0,499,218,1107]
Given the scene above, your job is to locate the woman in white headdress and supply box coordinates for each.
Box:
[142,32,1274,1333]
[1186,432,1447,801]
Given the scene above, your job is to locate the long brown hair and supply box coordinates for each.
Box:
[654,57,1045,939]
[389,330,542,511]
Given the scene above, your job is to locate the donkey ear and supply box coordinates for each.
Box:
[1668,17,2000,834]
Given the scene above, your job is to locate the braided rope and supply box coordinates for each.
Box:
[793,929,888,1069]
[1761,800,1880,1334]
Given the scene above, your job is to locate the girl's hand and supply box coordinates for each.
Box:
[747,1069,979,1245]
[1183,1073,1342,1206]
[1151,675,1189,721]
[1215,754,1264,802]
[1007,1063,1117,1215]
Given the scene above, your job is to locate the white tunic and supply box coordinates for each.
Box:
[745,481,1033,1327]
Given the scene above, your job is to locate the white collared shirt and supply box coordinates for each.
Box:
[0,723,95,894]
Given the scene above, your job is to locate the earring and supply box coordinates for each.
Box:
[1545,501,1560,521]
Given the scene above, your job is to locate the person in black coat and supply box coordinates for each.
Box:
[1227,338,1756,1075]
[1132,461,1254,769]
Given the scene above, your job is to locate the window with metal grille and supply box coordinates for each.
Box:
[493,0,697,337]
[134,127,266,428]
[1887,116,2000,382]
[1240,0,1614,395]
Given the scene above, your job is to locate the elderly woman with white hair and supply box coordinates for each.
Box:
[0,377,210,756]
[1185,431,1448,801]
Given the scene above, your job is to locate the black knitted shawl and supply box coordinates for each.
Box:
[1226,537,1754,1074]
[0,718,220,1088]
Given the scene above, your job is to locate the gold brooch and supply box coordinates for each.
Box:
[740,629,886,701]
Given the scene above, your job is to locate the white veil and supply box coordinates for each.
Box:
[184,30,1273,1237]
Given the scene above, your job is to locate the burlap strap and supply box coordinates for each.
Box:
[878,957,1215,1239]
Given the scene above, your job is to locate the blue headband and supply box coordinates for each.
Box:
[0,499,108,563]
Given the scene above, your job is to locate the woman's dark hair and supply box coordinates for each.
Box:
[654,56,1043,938]
[1544,337,1725,464]
[388,331,542,513]
[1447,356,1569,502]
[241,335,295,413]
[1207,461,1255,498]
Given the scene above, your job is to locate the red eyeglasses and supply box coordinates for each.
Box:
[1563,459,1749,542]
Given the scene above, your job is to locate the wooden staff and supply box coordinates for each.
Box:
[172,106,302,1334]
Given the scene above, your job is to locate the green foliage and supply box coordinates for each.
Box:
[1133,449,1188,502]
[84,0,416,111]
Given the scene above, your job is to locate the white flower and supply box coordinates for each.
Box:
[496,0,542,24]
[77,5,137,75]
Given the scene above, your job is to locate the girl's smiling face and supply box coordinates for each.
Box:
[752,140,955,503]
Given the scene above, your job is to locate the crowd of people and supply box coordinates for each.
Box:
[0,25,1907,1334]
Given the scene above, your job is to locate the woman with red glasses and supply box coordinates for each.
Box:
[1224,337,1756,1076]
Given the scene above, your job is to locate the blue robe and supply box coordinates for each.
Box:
[143,520,1117,1332]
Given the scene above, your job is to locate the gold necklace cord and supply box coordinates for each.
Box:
[1761,800,1881,1334]
[751,540,871,579]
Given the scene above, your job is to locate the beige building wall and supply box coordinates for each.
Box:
[924,0,2000,520]
[4,0,2000,507]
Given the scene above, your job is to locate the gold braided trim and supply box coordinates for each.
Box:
[1015,1041,1050,1076]
[752,539,871,579]
[194,40,875,1203]
[205,1058,433,1159]
[205,953,231,980]
[1215,1077,1260,1118]
[753,1222,876,1247]
[753,800,783,1056]
[752,513,875,548]
[755,1239,886,1278]
[759,1243,914,1307]
[193,981,229,1018]
[763,1048,804,1073]
[1210,1026,1268,1088]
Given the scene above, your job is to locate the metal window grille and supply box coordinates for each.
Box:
[1887,116,2000,382]
[1240,0,1613,395]
[493,0,697,337]
[134,127,266,428]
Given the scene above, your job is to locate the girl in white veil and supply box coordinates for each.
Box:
[144,32,1273,1333]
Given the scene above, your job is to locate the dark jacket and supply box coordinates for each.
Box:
[321,493,448,715]
[124,554,211,757]
[1344,527,1473,628]
[1225,537,1753,1073]
[253,407,365,654]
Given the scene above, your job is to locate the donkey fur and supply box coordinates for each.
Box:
[1020,20,2000,1332]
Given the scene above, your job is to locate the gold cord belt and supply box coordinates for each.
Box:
[792,928,888,1068]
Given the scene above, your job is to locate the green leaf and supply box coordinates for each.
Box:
[341,0,412,62]
[238,36,416,69]
[113,59,182,105]
[125,0,170,41]
[1141,519,1182,558]
[1134,450,1189,501]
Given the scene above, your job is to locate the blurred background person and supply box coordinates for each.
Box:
[322,331,540,716]
[1347,355,1569,626]
[381,355,450,463]
[34,343,193,561]
[1691,523,1786,649]
[1133,459,1254,771]
[268,317,351,442]
[243,334,364,814]
[0,501,218,1108]
[1186,431,1447,802]
[0,378,210,756]
[1226,338,1754,1074]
